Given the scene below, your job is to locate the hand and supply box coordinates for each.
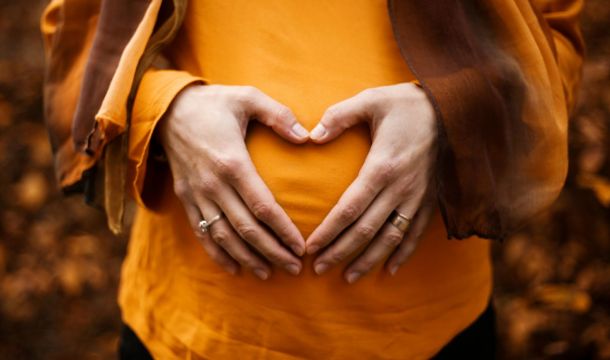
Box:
[305,82,437,283]
[158,84,310,280]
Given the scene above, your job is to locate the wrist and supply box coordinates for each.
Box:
[156,83,203,149]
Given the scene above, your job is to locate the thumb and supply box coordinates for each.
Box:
[247,88,309,144]
[310,92,371,144]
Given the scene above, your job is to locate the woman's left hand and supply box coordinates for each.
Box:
[305,82,438,283]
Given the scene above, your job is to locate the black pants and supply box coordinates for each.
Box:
[118,303,496,359]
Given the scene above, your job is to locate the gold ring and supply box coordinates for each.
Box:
[388,210,412,233]
[198,213,223,233]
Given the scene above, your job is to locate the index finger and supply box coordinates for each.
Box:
[223,151,305,255]
[305,162,386,254]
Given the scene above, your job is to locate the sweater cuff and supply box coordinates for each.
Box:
[128,69,205,209]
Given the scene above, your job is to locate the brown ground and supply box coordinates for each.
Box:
[0,1,608,359]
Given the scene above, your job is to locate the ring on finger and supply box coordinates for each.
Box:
[199,213,224,233]
[388,210,412,233]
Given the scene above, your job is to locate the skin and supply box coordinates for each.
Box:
[305,82,438,283]
[158,84,309,280]
[158,82,437,283]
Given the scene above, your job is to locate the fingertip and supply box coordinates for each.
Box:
[345,271,361,284]
[290,135,310,145]
[289,122,309,142]
[291,244,305,257]
[314,262,329,275]
[306,244,320,255]
[309,124,328,142]
[254,268,270,280]
[285,263,301,276]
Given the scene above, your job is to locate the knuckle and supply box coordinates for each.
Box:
[235,222,259,241]
[381,233,403,248]
[354,224,376,241]
[197,175,220,195]
[355,173,378,195]
[240,85,260,100]
[355,259,374,271]
[173,180,190,199]
[372,160,398,184]
[267,251,285,265]
[323,106,346,130]
[399,181,425,204]
[243,259,260,270]
[273,222,292,239]
[402,172,418,189]
[273,105,292,125]
[324,105,341,120]
[235,255,257,269]
[211,229,231,248]
[359,88,383,102]
[329,250,347,264]
[251,201,275,221]
[213,155,243,180]
[257,246,283,264]
[338,204,359,223]
[395,187,411,201]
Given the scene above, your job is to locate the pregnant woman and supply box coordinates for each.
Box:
[42,0,583,358]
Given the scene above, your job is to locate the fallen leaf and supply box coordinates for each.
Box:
[15,172,48,210]
[578,173,610,207]
[532,284,592,313]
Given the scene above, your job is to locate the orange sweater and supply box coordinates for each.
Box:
[122,1,491,359]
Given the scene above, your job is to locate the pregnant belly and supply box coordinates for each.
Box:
[246,122,371,238]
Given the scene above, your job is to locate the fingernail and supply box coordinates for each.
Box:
[314,262,329,275]
[285,263,301,275]
[389,265,399,276]
[291,244,304,256]
[307,244,320,254]
[291,123,309,138]
[310,124,327,140]
[346,271,361,284]
[254,269,269,280]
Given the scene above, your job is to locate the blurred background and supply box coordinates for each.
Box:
[0,1,608,359]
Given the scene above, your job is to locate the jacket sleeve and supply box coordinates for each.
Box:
[534,0,585,112]
[41,0,101,190]
[388,0,584,240]
[42,0,192,232]
[42,0,169,183]
[443,0,584,239]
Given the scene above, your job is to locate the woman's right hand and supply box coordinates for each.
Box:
[157,84,309,280]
